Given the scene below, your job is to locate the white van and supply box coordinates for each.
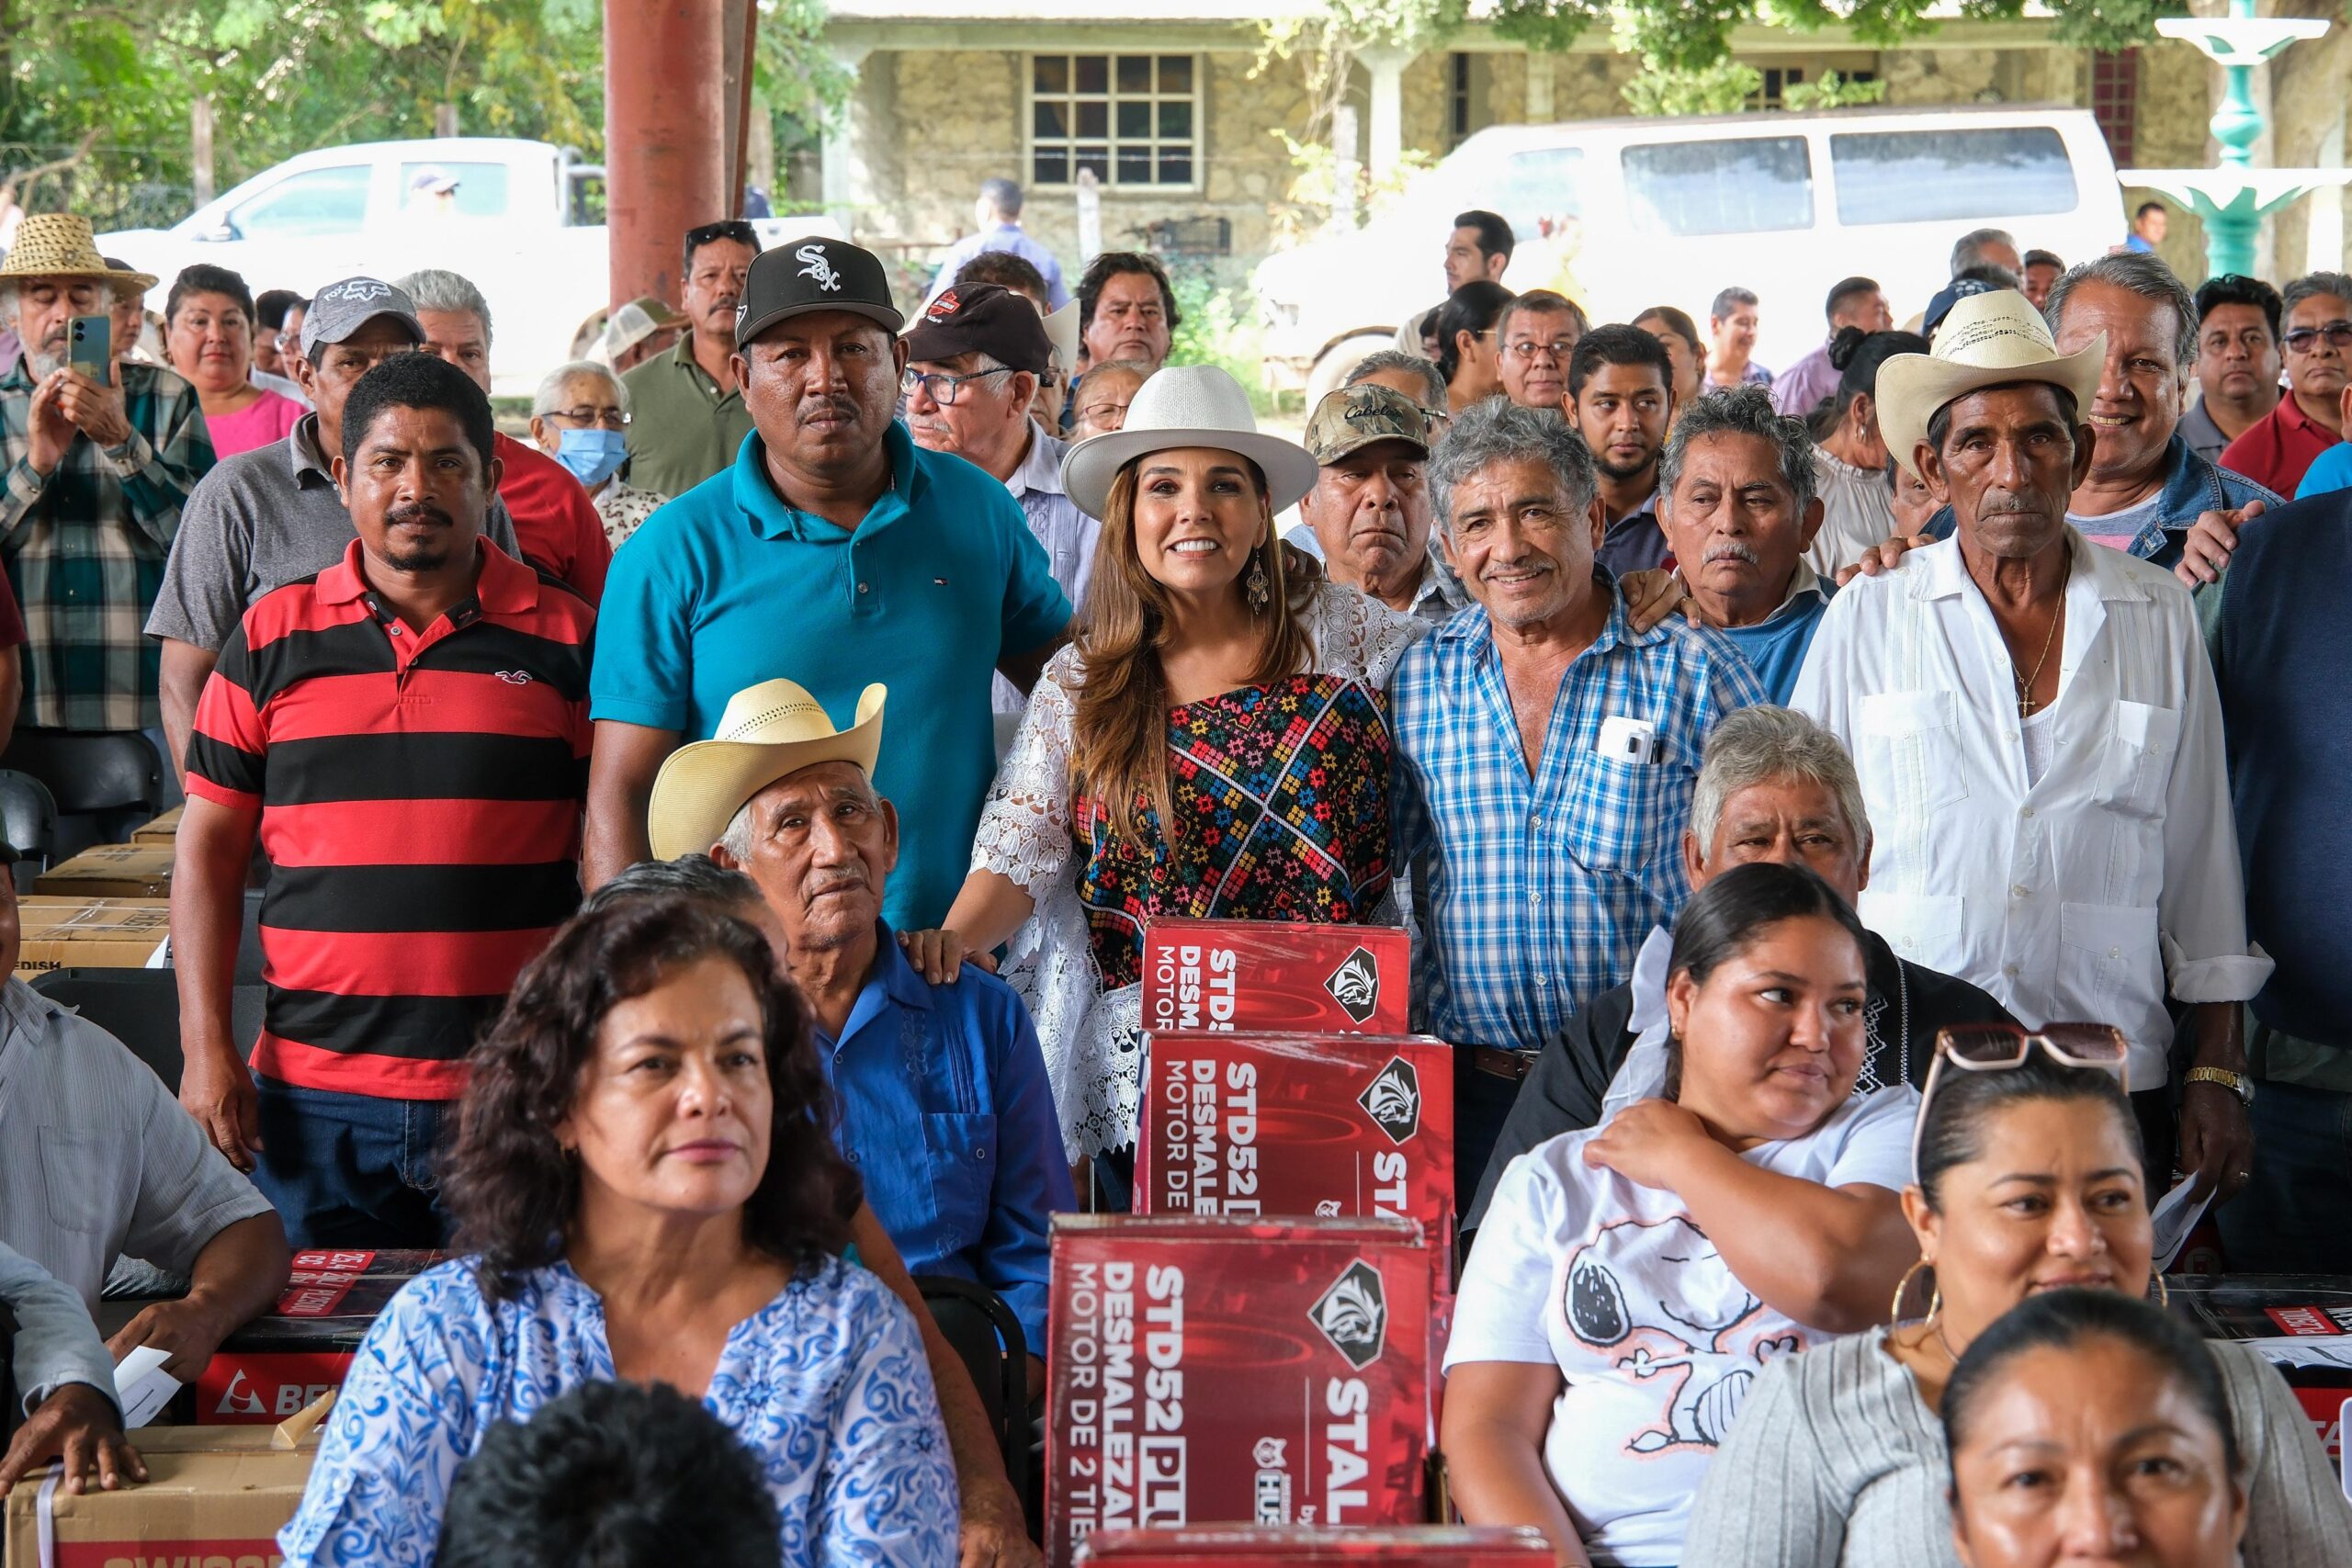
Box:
[1256,103,2125,397]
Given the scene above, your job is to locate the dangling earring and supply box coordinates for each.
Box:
[1246,547,1271,615]
[2149,1270,2171,1311]
[1889,1257,1940,1326]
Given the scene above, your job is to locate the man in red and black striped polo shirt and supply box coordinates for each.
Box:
[171,354,593,1247]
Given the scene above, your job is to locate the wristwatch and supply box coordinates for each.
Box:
[2184,1066,2256,1108]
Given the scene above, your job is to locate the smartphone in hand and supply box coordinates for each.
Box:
[66,314,111,379]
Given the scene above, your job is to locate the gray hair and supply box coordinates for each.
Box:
[2042,253,2196,379]
[1657,385,1818,518]
[2284,271,2352,317]
[1690,705,1871,856]
[1345,350,1446,408]
[393,268,493,344]
[582,852,760,916]
[531,358,628,419]
[717,768,884,863]
[1951,228,2018,276]
[978,177,1023,218]
[1426,398,1596,537]
[1497,289,1589,343]
[1709,286,1758,322]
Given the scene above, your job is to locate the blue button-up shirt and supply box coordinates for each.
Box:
[812,924,1074,1355]
[1389,581,1765,1054]
[926,223,1072,310]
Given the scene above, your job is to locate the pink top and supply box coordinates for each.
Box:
[202,389,306,458]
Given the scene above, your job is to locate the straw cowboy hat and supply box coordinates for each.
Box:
[647,680,887,861]
[1876,289,2103,480]
[1060,364,1318,521]
[0,214,157,292]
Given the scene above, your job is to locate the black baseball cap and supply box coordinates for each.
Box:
[902,282,1052,375]
[734,236,902,347]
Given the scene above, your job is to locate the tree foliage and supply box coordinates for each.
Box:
[1487,0,2188,73]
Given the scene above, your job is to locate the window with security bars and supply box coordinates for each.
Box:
[1746,63,1878,111]
[1030,54,1199,188]
[2091,50,2139,165]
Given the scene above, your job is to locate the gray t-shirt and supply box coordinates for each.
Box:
[1682,1327,2352,1568]
[144,412,518,652]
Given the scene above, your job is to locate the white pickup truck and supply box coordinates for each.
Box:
[97,136,839,396]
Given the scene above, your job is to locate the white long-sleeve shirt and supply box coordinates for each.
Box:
[1791,529,2269,1088]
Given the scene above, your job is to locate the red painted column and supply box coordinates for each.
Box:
[605,0,728,313]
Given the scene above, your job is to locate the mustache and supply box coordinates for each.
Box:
[1479,557,1556,581]
[385,501,453,528]
[1703,540,1760,566]
[798,395,860,424]
[802,869,870,901]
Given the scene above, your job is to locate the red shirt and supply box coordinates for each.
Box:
[2220,393,2340,498]
[493,432,611,605]
[185,537,594,1100]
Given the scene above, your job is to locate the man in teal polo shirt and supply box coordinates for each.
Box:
[586,238,1070,929]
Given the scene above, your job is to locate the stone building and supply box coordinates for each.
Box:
[819,0,2349,291]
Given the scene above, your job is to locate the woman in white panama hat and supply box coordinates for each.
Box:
[903,364,1427,1179]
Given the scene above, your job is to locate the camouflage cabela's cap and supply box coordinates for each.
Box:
[1303,382,1432,467]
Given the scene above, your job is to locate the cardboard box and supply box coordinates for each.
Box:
[2167,1274,2352,1471]
[5,1400,326,1567]
[130,807,184,844]
[1142,921,1408,1039]
[196,1249,445,1424]
[1046,1215,1433,1567]
[1135,1033,1455,1266]
[1076,1526,1553,1565]
[14,898,171,976]
[34,845,174,900]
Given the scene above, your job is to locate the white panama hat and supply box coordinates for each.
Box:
[1876,289,2105,480]
[1058,364,1318,521]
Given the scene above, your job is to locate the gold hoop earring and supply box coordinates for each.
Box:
[1890,1258,1940,1325]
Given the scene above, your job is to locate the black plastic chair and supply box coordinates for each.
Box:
[32,967,184,1089]
[0,731,165,861]
[0,769,58,891]
[914,1273,1033,1529]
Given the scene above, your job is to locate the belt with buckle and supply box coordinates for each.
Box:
[1471,1045,1539,1082]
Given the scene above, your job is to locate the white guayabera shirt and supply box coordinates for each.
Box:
[1790,528,2270,1089]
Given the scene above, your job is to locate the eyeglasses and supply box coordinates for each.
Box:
[903,366,1013,406]
[1912,1022,2131,1181]
[2281,321,2352,353]
[1502,338,1578,364]
[543,405,628,429]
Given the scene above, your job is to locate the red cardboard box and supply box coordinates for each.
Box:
[1047,1215,1434,1568]
[1135,1032,1453,1255]
[1076,1525,1552,1565]
[195,1248,446,1424]
[1142,920,1409,1038]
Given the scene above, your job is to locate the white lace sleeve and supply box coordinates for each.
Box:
[1307,581,1429,686]
[970,647,1081,895]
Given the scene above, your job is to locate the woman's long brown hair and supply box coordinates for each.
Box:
[1069,457,1318,842]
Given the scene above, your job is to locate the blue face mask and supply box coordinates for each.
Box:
[555,426,628,488]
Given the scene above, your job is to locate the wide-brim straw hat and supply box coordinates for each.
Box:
[647,680,886,862]
[1041,300,1080,369]
[1876,289,2104,479]
[1060,364,1317,521]
[0,214,157,292]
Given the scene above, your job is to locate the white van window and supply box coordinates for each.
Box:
[1830,128,2077,224]
[1622,138,1812,237]
[1480,148,1585,243]
[226,165,370,240]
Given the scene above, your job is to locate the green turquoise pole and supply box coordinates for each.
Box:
[2202,0,2265,276]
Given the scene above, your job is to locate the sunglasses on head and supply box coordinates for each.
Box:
[1910,1022,2131,1182]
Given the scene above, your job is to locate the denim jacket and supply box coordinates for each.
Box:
[1925,434,2280,569]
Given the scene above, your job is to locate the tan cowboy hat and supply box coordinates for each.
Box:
[1061,364,1318,520]
[0,214,156,292]
[1876,289,2103,479]
[647,680,887,861]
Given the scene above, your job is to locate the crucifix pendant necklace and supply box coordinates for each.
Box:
[2010,556,2072,716]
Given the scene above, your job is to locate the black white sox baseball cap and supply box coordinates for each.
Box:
[733,236,903,347]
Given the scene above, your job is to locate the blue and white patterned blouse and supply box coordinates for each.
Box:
[278,1254,958,1566]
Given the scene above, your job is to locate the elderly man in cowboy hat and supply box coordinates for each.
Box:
[1790,288,2269,1202]
[649,675,1071,1395]
[1,214,210,747]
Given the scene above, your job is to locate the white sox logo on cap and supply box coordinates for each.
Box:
[322,279,392,304]
[796,243,842,292]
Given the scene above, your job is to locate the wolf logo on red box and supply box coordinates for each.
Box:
[1560,1216,1797,1457]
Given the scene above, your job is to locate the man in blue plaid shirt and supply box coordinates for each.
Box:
[1389,398,1763,1191]
[0,216,212,736]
